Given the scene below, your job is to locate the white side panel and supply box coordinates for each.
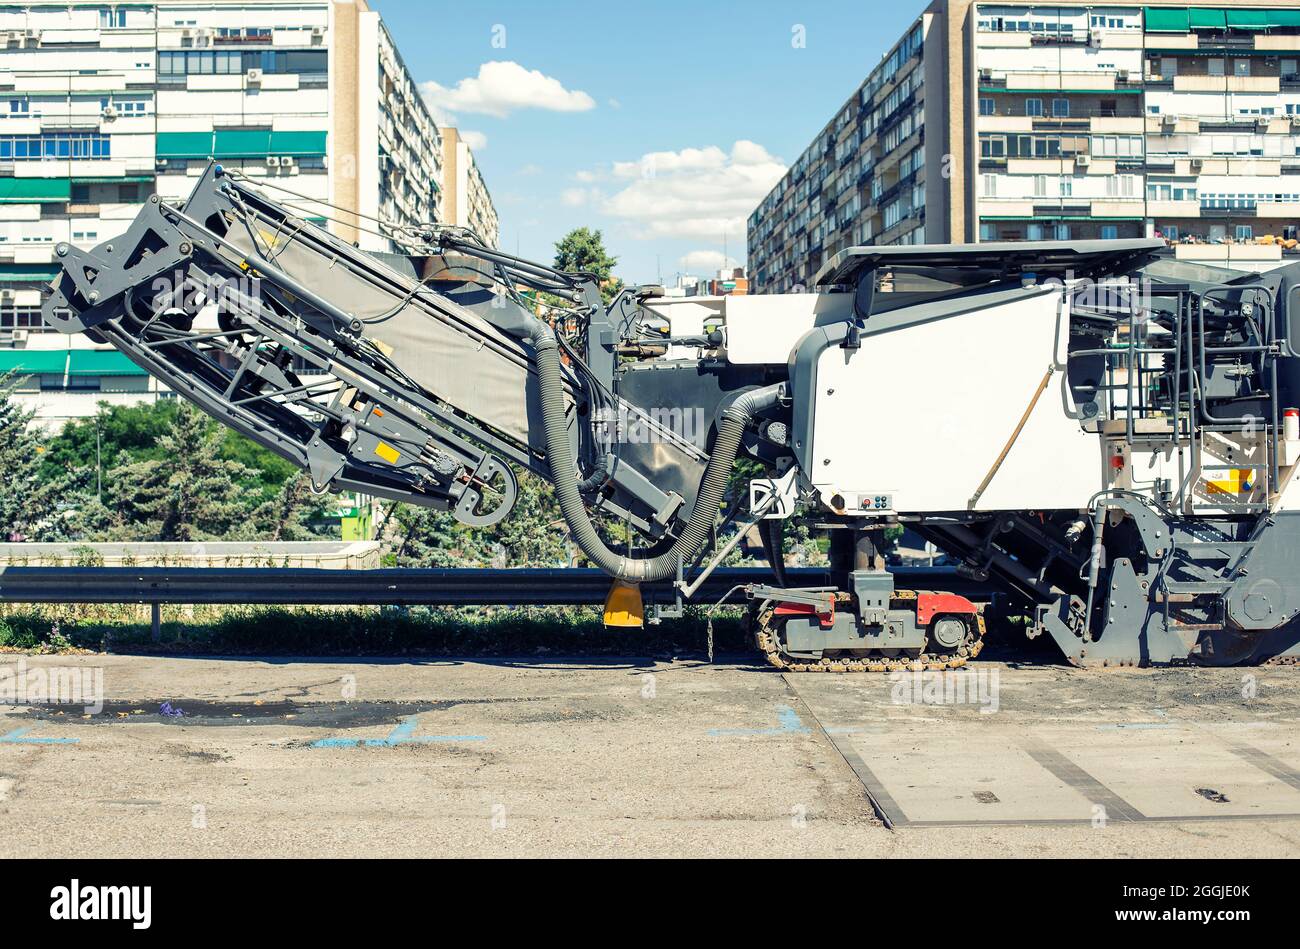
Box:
[720,293,853,364]
[809,291,1101,512]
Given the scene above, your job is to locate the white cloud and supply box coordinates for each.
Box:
[457,130,487,151]
[679,250,739,274]
[420,61,596,120]
[597,140,785,241]
[561,187,603,207]
[573,169,598,183]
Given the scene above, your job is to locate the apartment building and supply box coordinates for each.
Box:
[748,18,936,292]
[749,1,1300,293]
[441,126,499,248]
[0,1,494,427]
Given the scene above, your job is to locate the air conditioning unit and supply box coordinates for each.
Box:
[155,158,169,171]
[1190,158,1204,171]
[1090,28,1104,47]
[280,156,296,172]
[1,288,13,300]
[311,26,324,39]
[1256,117,1272,131]
[266,155,281,167]
[979,67,993,80]
[1291,114,1300,130]
[1117,68,1130,82]
[101,105,117,119]
[246,68,263,83]
[1076,154,1092,168]
[10,329,28,344]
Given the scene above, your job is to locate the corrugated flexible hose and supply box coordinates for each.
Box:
[528,323,782,583]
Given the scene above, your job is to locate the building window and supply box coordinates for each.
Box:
[1160,58,1177,79]
[1027,223,1045,240]
[1234,60,1251,78]
[1033,175,1048,197]
[158,49,328,78]
[1208,58,1225,77]
[1025,98,1044,117]
[1107,175,1135,198]
[1052,98,1070,118]
[8,99,29,116]
[1235,225,1254,241]
[0,132,111,160]
[983,174,997,197]
[1101,225,1119,240]
[99,7,127,29]
[1053,224,1070,240]
[980,222,996,241]
[1163,225,1180,241]
[1059,177,1073,197]
[979,98,995,116]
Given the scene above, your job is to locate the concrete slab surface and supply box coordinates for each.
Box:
[2,653,1300,857]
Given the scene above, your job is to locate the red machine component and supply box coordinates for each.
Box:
[915,592,978,627]
[774,600,836,628]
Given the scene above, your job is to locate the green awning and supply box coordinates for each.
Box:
[67,350,145,376]
[0,265,59,282]
[214,129,271,157]
[1145,7,1190,32]
[268,130,326,156]
[156,131,215,159]
[1189,9,1226,30]
[0,178,71,203]
[0,350,67,375]
[155,130,326,160]
[1269,10,1300,28]
[1225,9,1269,30]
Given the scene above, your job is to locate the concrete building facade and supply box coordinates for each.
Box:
[441,126,499,248]
[0,0,496,427]
[749,1,1300,292]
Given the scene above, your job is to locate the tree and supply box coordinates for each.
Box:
[102,401,259,541]
[42,400,298,497]
[39,399,180,484]
[251,473,325,541]
[387,473,570,568]
[553,227,623,303]
[0,372,72,541]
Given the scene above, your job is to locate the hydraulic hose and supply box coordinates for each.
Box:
[525,320,782,583]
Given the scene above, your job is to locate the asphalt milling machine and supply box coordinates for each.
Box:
[40,163,1300,670]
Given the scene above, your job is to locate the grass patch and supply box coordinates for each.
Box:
[0,602,751,658]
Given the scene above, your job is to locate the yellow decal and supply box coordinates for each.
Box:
[374,441,401,464]
[1206,468,1254,496]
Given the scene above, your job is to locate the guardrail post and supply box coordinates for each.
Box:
[151,602,161,642]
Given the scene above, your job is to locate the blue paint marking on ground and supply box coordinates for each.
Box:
[0,726,78,745]
[311,716,486,749]
[708,704,811,737]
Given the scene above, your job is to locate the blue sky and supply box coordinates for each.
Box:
[371,0,920,284]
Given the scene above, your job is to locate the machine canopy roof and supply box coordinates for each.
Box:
[814,239,1166,289]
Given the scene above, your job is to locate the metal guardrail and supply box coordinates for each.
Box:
[0,565,974,607]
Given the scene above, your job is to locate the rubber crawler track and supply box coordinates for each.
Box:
[755,589,986,673]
